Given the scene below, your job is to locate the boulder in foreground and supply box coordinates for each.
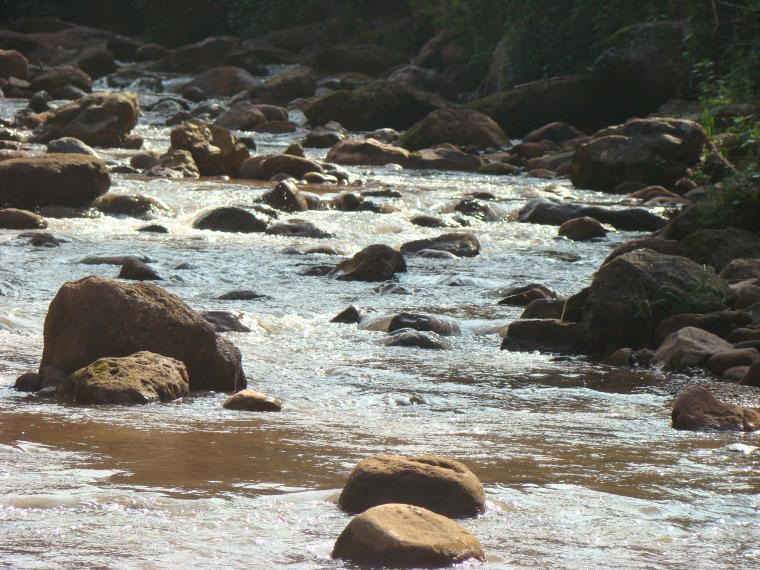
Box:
[40,276,245,392]
[338,454,485,517]
[332,503,485,568]
[60,351,189,405]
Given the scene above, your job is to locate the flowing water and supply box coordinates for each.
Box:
[1,78,759,570]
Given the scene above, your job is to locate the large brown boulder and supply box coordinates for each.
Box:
[305,80,443,131]
[332,503,485,567]
[182,66,258,98]
[332,244,407,282]
[40,276,245,392]
[60,351,189,405]
[168,120,249,176]
[653,327,733,371]
[398,108,506,150]
[326,138,410,166]
[583,249,732,352]
[570,117,708,192]
[31,92,140,148]
[672,385,760,431]
[0,154,109,209]
[338,455,484,517]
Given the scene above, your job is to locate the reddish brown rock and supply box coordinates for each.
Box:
[672,385,760,431]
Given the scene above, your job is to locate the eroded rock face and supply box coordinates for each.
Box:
[338,454,485,517]
[32,92,140,148]
[672,385,760,431]
[168,119,249,176]
[398,108,507,150]
[332,244,407,282]
[570,117,708,192]
[332,503,485,567]
[583,249,732,351]
[0,154,110,209]
[40,276,245,392]
[60,351,189,405]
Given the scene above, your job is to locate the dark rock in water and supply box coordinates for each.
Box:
[521,299,566,319]
[0,208,47,230]
[138,224,169,234]
[386,329,448,350]
[707,349,759,375]
[672,385,760,431]
[40,275,245,392]
[519,199,666,232]
[92,194,166,219]
[29,90,52,113]
[218,290,265,301]
[81,254,152,266]
[265,219,332,239]
[498,284,557,306]
[410,215,449,228]
[193,207,267,233]
[46,137,98,156]
[453,198,502,222]
[415,249,458,259]
[119,259,161,281]
[168,119,249,177]
[338,454,485,517]
[301,264,334,277]
[399,108,507,150]
[374,282,410,295]
[584,249,732,352]
[202,311,250,333]
[558,217,607,241]
[303,121,346,148]
[14,372,41,392]
[331,503,485,568]
[39,366,68,390]
[223,389,282,412]
[501,319,587,353]
[401,233,480,258]
[60,351,189,405]
[388,312,460,336]
[260,180,309,212]
[173,262,191,270]
[17,232,65,247]
[332,305,361,324]
[332,244,407,282]
[742,360,760,387]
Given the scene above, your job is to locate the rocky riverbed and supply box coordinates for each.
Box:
[1,17,760,569]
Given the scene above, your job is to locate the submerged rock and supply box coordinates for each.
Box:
[193,207,267,233]
[338,454,485,517]
[332,503,485,567]
[223,389,282,412]
[401,233,480,258]
[118,258,161,281]
[388,313,460,336]
[386,329,448,350]
[60,351,189,405]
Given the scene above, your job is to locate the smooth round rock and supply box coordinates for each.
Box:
[223,389,282,412]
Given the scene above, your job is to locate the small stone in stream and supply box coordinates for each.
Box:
[501,319,587,353]
[558,217,608,241]
[742,360,760,387]
[301,264,334,277]
[303,171,332,184]
[14,372,41,392]
[193,207,268,233]
[374,282,410,295]
[603,348,635,367]
[362,189,402,198]
[81,254,151,265]
[119,259,161,281]
[173,262,192,270]
[284,142,304,157]
[303,245,341,255]
[17,232,65,247]
[672,385,760,431]
[332,244,407,282]
[110,165,141,175]
[29,91,52,113]
[223,389,282,412]
[331,305,361,324]
[401,233,480,258]
[331,503,485,567]
[265,219,333,239]
[415,249,458,259]
[410,215,448,228]
[46,137,98,157]
[0,209,47,229]
[520,298,565,319]
[202,311,250,333]
[454,198,502,222]
[388,312,460,336]
[252,204,280,218]
[498,283,557,306]
[386,329,448,350]
[260,180,309,212]
[182,86,206,102]
[138,224,169,234]
[218,290,265,301]
[166,111,192,126]
[303,121,346,148]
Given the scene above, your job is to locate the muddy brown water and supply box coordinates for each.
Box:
[1,80,760,569]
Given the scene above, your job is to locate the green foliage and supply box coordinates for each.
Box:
[694,174,760,233]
